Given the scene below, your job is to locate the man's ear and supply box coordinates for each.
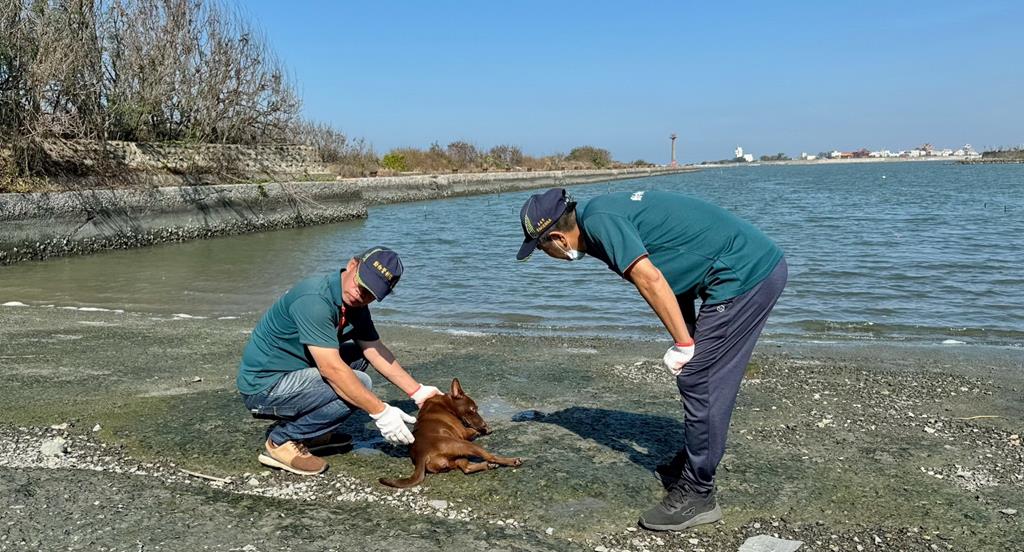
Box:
[546,231,565,247]
[346,258,358,271]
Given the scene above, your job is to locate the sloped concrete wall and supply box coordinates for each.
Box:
[0,166,694,264]
[0,182,366,264]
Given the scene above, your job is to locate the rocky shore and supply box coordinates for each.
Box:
[0,166,692,265]
[0,303,1020,551]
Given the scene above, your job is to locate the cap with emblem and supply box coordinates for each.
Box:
[355,246,403,301]
[516,187,569,261]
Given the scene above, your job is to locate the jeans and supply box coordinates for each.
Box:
[674,258,788,494]
[242,343,372,446]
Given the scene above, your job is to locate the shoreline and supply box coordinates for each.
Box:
[696,157,968,168]
[0,166,693,265]
[0,304,1020,551]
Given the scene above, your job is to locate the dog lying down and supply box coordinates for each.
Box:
[379,378,522,488]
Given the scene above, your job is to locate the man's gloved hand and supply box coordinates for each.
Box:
[369,404,417,445]
[663,340,695,376]
[409,384,444,407]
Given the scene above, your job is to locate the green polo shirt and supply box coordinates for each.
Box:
[578,191,783,303]
[236,270,379,395]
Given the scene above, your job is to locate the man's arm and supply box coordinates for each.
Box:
[625,257,692,345]
[357,339,420,396]
[307,345,386,415]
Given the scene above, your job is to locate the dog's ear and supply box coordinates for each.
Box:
[450,378,464,398]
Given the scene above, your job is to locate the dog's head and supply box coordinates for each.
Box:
[447,378,489,434]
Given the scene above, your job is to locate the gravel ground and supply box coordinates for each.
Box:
[0,304,1021,551]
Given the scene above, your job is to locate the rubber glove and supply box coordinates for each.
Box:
[663,340,696,376]
[370,404,417,445]
[409,384,444,407]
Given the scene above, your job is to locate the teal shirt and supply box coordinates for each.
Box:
[578,191,783,303]
[236,270,379,395]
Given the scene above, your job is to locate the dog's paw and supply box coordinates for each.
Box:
[487,462,500,469]
[511,457,523,467]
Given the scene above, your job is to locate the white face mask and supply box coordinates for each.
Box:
[556,240,585,261]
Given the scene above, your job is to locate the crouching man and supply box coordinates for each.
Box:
[236,247,442,475]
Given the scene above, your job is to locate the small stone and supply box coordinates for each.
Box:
[739,535,803,552]
[546,527,554,535]
[595,547,608,552]
[999,508,1017,515]
[190,376,203,383]
[49,423,69,431]
[924,427,936,434]
[428,500,448,511]
[247,477,260,487]
[40,437,67,457]
[689,538,700,544]
[92,424,101,432]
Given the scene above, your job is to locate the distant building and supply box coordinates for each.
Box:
[800,152,817,160]
[735,146,744,159]
[742,153,754,163]
[830,150,842,159]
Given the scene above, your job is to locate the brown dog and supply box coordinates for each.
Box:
[379,378,522,488]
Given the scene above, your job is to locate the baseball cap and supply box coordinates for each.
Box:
[516,188,569,261]
[355,247,403,301]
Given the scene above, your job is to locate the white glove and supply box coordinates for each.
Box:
[369,404,417,445]
[663,342,695,376]
[410,384,444,407]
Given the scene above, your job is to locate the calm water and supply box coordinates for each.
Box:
[2,162,1023,347]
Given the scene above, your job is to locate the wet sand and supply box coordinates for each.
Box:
[0,304,1021,551]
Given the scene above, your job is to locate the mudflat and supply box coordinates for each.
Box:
[1,305,1021,551]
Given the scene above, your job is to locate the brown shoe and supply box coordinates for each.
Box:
[258,439,327,476]
[304,432,353,454]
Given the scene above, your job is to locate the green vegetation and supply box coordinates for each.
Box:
[759,153,791,162]
[567,146,613,169]
[377,142,624,174]
[981,147,1024,160]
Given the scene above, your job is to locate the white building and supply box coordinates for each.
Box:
[742,153,754,163]
[830,150,842,159]
[800,152,817,160]
[735,146,744,159]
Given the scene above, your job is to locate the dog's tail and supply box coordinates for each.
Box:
[379,456,427,488]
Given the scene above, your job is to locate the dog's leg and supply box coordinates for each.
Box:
[451,458,492,474]
[459,442,523,467]
[461,427,481,441]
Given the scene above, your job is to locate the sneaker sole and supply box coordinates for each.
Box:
[257,453,327,476]
[639,504,723,531]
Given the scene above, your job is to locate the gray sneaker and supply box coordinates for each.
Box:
[639,483,722,531]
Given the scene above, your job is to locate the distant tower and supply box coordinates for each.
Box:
[670,133,678,167]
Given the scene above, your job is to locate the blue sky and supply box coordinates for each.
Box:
[244,1,1023,163]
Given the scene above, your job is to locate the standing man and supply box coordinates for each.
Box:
[237,247,443,476]
[516,188,787,531]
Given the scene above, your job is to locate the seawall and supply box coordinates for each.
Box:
[0,166,693,264]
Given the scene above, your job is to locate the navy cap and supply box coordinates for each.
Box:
[356,247,403,301]
[516,188,569,261]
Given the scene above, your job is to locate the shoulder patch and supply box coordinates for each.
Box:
[630,191,645,201]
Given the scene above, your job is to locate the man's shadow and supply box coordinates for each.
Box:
[333,398,420,458]
[512,406,687,488]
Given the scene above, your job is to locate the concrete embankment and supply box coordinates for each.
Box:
[356,166,689,204]
[0,166,692,265]
[0,181,366,265]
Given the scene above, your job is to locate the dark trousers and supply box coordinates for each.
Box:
[675,258,788,494]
